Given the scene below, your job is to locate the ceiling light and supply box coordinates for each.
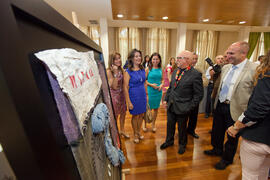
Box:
[239,21,246,24]
[117,14,124,18]
[162,16,168,20]
[202,19,209,22]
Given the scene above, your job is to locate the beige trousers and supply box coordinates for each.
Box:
[240,138,270,180]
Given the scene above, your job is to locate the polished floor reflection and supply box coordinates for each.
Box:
[120,106,242,180]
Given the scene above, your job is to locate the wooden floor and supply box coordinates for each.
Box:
[119,106,242,180]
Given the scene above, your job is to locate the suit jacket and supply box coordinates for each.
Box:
[214,60,257,121]
[165,67,204,115]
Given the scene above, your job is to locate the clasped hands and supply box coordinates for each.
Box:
[152,83,162,91]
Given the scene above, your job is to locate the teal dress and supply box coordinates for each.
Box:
[147,68,162,109]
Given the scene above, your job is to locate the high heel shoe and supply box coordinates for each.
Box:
[138,134,144,140]
[142,123,147,132]
[120,132,130,139]
[134,135,139,143]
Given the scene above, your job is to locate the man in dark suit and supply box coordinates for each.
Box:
[204,41,257,170]
[160,50,204,154]
[187,53,200,138]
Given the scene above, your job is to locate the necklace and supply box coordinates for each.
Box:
[174,66,191,87]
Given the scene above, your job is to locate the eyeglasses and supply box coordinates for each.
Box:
[177,57,189,60]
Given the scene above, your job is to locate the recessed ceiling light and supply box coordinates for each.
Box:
[117,14,124,18]
[162,16,168,20]
[239,21,246,24]
[203,19,209,22]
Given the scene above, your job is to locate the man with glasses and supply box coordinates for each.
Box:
[160,50,203,154]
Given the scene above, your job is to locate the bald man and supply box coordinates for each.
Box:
[204,42,257,170]
[160,50,203,154]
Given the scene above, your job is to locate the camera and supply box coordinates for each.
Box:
[205,57,221,74]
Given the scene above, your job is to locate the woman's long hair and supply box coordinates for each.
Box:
[169,57,177,72]
[148,52,162,71]
[254,50,270,85]
[107,52,123,74]
[142,55,150,68]
[127,49,144,71]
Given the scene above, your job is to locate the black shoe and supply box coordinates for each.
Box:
[205,114,209,118]
[214,159,231,170]
[188,131,199,139]
[204,149,222,156]
[178,145,186,154]
[160,142,174,150]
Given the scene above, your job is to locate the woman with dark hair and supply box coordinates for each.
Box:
[162,57,176,104]
[143,52,163,132]
[227,51,270,180]
[142,55,150,68]
[123,49,147,143]
[106,52,128,138]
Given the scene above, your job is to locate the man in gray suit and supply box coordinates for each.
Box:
[160,50,203,154]
[204,41,257,170]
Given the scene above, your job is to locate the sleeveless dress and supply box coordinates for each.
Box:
[147,68,162,109]
[126,69,147,115]
[110,71,127,116]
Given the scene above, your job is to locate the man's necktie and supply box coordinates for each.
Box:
[219,66,238,102]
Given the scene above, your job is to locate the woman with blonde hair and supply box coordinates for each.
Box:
[107,52,129,138]
[123,49,147,143]
[227,51,270,180]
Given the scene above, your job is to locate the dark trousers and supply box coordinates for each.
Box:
[165,106,189,147]
[187,105,199,133]
[205,82,214,115]
[211,101,239,163]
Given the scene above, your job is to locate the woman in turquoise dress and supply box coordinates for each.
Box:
[124,49,147,143]
[143,52,163,133]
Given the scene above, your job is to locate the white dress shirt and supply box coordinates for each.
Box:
[219,59,248,101]
[205,66,214,83]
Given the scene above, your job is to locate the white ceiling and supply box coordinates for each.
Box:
[44,0,113,25]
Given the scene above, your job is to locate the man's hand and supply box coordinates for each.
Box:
[209,69,215,77]
[227,125,239,138]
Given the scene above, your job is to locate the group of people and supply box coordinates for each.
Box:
[107,49,165,143]
[106,41,270,180]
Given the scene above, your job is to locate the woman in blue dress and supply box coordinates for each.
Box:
[143,53,163,133]
[123,49,147,143]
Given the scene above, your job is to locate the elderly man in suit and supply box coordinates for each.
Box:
[204,41,257,170]
[160,50,203,154]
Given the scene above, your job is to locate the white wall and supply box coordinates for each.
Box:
[217,31,239,55]
[186,30,194,52]
[108,27,115,57]
[169,29,177,62]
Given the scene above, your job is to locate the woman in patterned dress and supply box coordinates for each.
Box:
[161,57,176,104]
[123,49,147,143]
[107,52,129,138]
